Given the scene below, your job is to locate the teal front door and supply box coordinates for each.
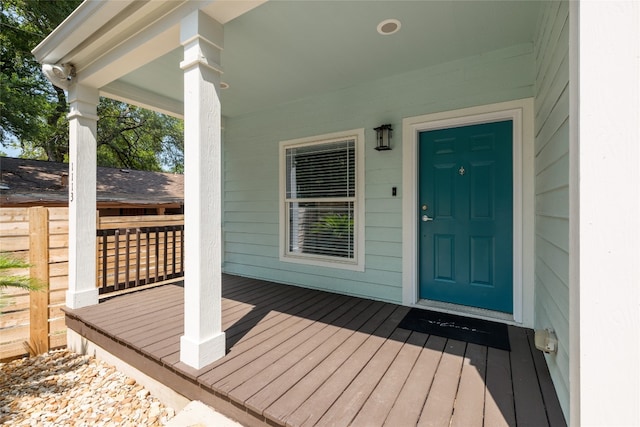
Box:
[418,120,513,313]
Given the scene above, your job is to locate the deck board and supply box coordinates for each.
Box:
[450,343,487,427]
[264,303,398,425]
[216,295,352,398]
[383,334,447,426]
[222,282,297,323]
[418,339,466,427]
[527,330,567,427]
[284,306,409,427]
[81,291,178,326]
[223,289,333,352]
[244,299,377,415]
[350,330,429,427]
[509,326,549,426]
[230,296,363,405]
[127,312,184,348]
[484,346,516,427]
[64,274,566,427]
[143,332,182,358]
[114,305,183,339]
[317,327,412,426]
[199,292,343,388]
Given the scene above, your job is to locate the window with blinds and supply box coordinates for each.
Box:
[283,136,358,264]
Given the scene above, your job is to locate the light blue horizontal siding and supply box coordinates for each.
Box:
[536,186,569,219]
[222,43,535,304]
[533,0,570,421]
[225,231,276,245]
[365,213,402,229]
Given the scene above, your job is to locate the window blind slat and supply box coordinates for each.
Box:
[286,139,354,199]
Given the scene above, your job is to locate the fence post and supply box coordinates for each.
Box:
[29,206,50,355]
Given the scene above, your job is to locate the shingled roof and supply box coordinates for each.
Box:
[0,157,183,207]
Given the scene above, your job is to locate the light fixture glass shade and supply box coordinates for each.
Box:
[374,124,392,151]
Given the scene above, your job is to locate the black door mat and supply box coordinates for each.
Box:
[398,308,511,351]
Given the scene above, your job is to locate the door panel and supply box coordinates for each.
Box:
[470,162,494,219]
[434,234,455,281]
[419,121,513,313]
[470,236,494,286]
[434,165,455,218]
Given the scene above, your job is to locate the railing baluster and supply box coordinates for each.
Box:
[155,228,160,283]
[172,226,177,277]
[135,228,141,288]
[114,229,120,290]
[101,231,108,290]
[125,229,130,288]
[145,228,150,286]
[180,227,184,274]
[163,228,168,280]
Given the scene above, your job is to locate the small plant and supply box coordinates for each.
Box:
[312,213,353,238]
[0,253,43,313]
[308,213,354,258]
[0,253,41,291]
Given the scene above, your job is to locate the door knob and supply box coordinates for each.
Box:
[422,215,434,222]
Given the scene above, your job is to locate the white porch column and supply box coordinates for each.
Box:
[570,1,640,426]
[66,84,99,309]
[179,10,226,369]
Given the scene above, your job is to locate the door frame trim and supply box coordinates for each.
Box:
[402,98,535,326]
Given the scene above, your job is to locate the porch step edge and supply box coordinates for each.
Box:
[166,401,244,427]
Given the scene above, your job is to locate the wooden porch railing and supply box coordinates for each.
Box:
[96,214,184,297]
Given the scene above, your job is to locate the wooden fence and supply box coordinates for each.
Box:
[0,207,69,360]
[0,207,184,361]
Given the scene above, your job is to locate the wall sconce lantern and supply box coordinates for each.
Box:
[374,124,393,151]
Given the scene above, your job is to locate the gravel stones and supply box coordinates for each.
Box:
[0,349,176,426]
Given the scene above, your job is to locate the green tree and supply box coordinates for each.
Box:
[0,0,78,161]
[97,99,183,172]
[1,0,184,172]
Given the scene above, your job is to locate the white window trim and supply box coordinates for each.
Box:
[279,128,365,271]
[401,98,535,327]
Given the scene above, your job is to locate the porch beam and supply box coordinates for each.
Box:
[66,84,99,309]
[100,81,184,119]
[179,10,226,369]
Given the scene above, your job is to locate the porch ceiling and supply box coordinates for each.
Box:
[42,1,544,118]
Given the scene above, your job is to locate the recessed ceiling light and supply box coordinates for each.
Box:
[377,19,401,36]
[220,82,229,89]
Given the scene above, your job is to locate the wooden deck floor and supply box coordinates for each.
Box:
[64,274,566,427]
